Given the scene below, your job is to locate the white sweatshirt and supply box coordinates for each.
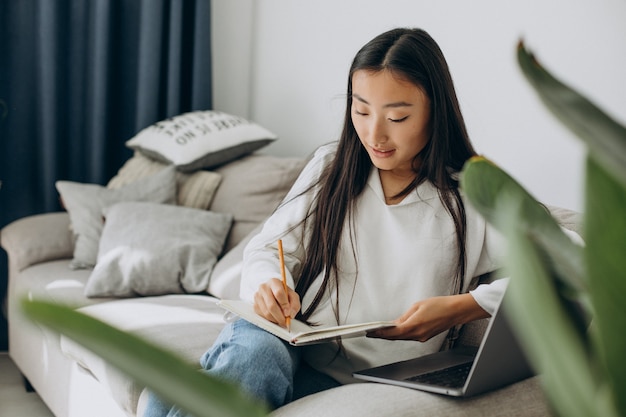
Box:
[241,143,506,383]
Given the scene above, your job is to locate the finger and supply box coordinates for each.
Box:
[263,288,289,325]
[254,282,287,325]
[253,290,274,321]
[268,278,292,316]
[398,303,421,322]
[367,323,404,339]
[286,288,301,317]
[253,292,271,320]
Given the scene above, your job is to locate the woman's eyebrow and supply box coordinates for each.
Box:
[352,94,413,108]
[383,101,413,109]
[352,94,370,104]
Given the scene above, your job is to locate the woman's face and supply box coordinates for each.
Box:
[351,69,431,177]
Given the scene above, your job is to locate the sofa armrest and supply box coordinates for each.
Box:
[1,212,74,272]
[547,205,583,236]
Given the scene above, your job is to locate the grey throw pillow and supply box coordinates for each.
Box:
[56,166,177,269]
[85,201,233,298]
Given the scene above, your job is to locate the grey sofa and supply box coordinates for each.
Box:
[1,149,582,417]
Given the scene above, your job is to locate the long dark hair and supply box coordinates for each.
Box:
[295,28,477,323]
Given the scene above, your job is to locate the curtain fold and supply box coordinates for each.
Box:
[0,0,213,350]
[136,0,166,128]
[0,0,213,220]
[191,0,213,111]
[85,0,113,181]
[36,0,63,207]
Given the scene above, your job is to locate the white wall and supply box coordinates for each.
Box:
[212,0,626,211]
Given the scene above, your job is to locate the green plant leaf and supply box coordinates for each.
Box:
[585,157,626,415]
[21,299,268,417]
[461,156,591,326]
[495,194,617,417]
[517,41,626,190]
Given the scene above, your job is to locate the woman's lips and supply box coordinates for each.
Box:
[370,147,395,158]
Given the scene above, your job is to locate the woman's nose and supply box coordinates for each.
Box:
[370,119,388,144]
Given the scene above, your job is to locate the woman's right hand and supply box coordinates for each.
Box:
[253,278,301,328]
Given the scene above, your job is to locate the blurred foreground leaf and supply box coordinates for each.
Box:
[584,157,626,414]
[495,194,616,417]
[461,157,620,416]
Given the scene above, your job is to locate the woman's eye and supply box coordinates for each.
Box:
[354,109,368,116]
[389,116,409,123]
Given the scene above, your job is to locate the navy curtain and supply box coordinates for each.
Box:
[0,0,213,350]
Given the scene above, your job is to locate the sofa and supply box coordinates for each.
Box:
[1,114,583,416]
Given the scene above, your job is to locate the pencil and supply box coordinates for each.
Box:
[277,239,291,331]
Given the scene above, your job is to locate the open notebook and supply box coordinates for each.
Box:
[218,299,395,346]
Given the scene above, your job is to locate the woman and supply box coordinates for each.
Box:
[144,27,506,416]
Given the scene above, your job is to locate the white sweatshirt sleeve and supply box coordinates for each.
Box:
[469,278,509,315]
[239,144,336,303]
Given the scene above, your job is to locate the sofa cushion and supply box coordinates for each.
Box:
[85,202,233,298]
[268,377,551,417]
[208,223,263,299]
[55,166,177,270]
[126,110,277,172]
[60,295,228,416]
[210,153,306,252]
[107,152,223,210]
[547,205,583,236]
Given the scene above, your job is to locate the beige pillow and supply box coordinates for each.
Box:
[108,152,222,210]
[209,153,307,252]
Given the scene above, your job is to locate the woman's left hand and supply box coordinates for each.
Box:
[367,294,489,342]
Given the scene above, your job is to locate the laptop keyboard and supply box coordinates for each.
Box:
[404,361,473,388]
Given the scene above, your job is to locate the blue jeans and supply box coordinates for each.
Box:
[143,319,340,417]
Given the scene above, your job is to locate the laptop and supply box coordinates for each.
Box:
[353,294,534,397]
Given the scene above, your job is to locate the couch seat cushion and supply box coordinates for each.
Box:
[270,377,551,417]
[13,259,112,308]
[60,295,227,416]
